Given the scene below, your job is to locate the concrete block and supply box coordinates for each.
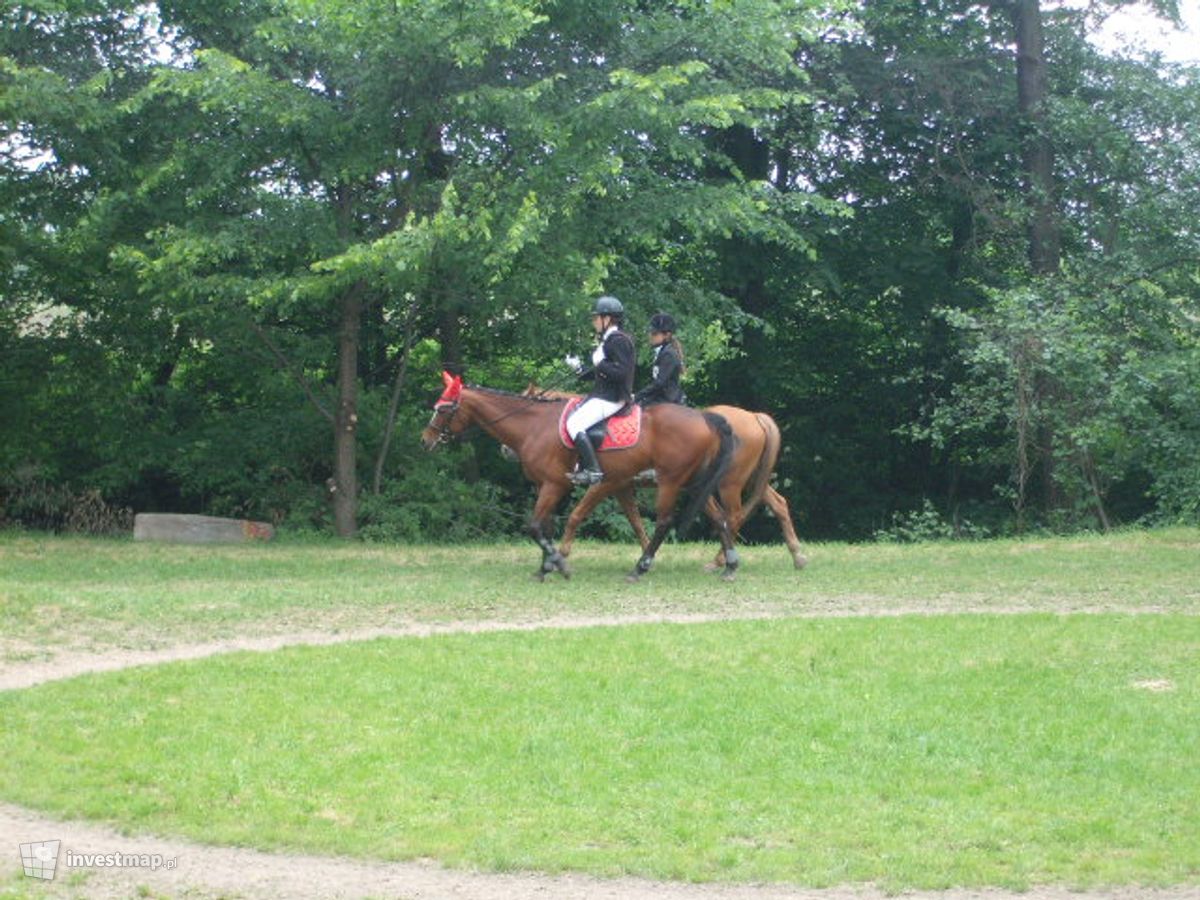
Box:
[133,513,275,544]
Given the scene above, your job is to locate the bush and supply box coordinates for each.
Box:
[874,499,990,543]
[0,469,133,535]
[356,472,516,543]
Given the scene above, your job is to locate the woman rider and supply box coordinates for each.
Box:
[563,295,636,485]
[633,312,685,407]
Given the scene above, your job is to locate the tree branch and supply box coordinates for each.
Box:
[249,320,336,424]
[372,300,421,494]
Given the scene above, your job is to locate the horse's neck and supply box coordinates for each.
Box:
[463,389,556,449]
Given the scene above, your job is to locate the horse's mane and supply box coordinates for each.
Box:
[519,382,578,401]
[468,384,565,404]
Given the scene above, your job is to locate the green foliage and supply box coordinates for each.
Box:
[3,0,1200,540]
[924,272,1200,531]
[873,499,991,544]
[357,472,513,544]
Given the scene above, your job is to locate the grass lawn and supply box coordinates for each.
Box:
[1,527,1198,658]
[0,614,1197,890]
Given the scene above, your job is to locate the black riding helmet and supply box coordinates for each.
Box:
[593,295,624,319]
[648,312,676,333]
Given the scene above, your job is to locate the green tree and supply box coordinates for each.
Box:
[6,0,1196,541]
[114,0,833,535]
[913,5,1200,530]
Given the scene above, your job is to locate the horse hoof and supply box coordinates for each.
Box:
[543,552,570,579]
[625,572,641,584]
[703,561,723,573]
[793,555,808,570]
[721,569,738,582]
[533,570,546,583]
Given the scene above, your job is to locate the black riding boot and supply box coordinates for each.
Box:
[568,432,604,486]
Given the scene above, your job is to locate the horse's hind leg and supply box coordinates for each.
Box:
[706,488,740,581]
[764,486,807,569]
[706,484,744,572]
[628,485,680,582]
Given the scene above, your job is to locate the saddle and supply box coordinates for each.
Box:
[558,398,642,451]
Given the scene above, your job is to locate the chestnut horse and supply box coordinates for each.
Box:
[421,372,738,580]
[703,405,807,570]
[522,386,807,571]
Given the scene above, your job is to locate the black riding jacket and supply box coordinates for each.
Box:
[634,343,684,406]
[580,327,636,403]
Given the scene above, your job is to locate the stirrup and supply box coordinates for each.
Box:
[568,468,604,486]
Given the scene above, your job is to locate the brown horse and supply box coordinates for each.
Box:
[522,386,806,571]
[703,405,807,570]
[421,372,738,580]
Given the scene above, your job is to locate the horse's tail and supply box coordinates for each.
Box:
[741,412,782,522]
[675,412,735,538]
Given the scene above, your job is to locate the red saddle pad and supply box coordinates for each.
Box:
[559,398,642,451]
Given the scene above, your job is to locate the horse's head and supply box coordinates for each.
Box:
[420,371,466,450]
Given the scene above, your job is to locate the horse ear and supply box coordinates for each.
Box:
[437,371,463,406]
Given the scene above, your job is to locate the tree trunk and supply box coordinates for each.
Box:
[1010,0,1060,275]
[332,281,364,537]
[1010,0,1066,525]
[1013,334,1036,533]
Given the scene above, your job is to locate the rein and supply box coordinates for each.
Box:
[525,369,580,401]
[432,377,574,445]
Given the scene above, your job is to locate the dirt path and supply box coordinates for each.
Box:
[3,600,1185,693]
[3,609,1198,900]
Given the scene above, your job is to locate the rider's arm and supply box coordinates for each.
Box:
[593,332,634,385]
[635,348,678,404]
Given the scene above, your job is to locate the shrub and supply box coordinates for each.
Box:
[1,469,133,535]
[874,499,990,543]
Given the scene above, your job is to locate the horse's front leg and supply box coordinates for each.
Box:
[615,484,650,551]
[559,482,622,558]
[527,480,570,581]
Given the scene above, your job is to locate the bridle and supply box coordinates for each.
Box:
[427,399,461,446]
[428,392,537,445]
[426,369,573,447]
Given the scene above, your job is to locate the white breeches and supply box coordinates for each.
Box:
[566,397,623,436]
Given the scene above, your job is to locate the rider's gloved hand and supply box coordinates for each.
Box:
[564,354,583,373]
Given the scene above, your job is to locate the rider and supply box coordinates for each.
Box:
[633,312,685,407]
[563,295,636,485]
